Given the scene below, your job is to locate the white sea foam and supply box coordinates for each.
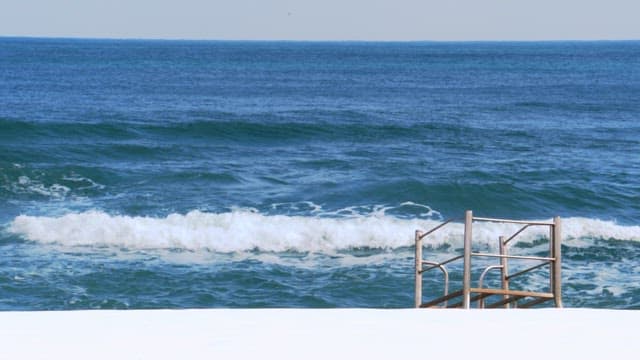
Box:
[7,210,640,252]
[61,174,106,190]
[2,171,104,201]
[11,175,71,199]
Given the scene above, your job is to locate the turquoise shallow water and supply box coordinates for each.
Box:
[1,38,639,309]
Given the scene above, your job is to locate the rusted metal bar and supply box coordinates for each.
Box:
[450,289,552,309]
[446,302,463,309]
[450,291,497,308]
[415,230,423,308]
[419,289,464,308]
[469,288,554,299]
[503,224,531,245]
[449,288,554,309]
[472,217,554,226]
[418,218,457,240]
[421,255,464,272]
[505,261,550,281]
[553,216,563,308]
[462,210,473,309]
[485,295,524,309]
[518,297,553,308]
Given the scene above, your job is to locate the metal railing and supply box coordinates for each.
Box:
[415,210,562,309]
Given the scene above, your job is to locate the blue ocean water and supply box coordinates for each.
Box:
[1,38,639,310]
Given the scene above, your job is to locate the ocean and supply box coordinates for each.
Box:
[0,38,639,310]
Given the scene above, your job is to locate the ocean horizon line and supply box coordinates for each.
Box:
[2,35,640,44]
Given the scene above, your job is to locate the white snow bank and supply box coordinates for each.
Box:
[0,308,636,359]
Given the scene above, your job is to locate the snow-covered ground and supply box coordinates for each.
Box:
[0,308,636,359]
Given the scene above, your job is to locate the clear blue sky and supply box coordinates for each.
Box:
[2,0,639,41]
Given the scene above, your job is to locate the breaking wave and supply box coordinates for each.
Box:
[7,210,640,252]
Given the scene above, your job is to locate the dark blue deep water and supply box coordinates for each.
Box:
[1,38,639,310]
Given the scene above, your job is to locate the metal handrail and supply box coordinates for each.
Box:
[477,265,503,308]
[421,255,464,272]
[478,265,504,290]
[415,210,562,309]
[472,216,554,226]
[418,218,458,240]
[471,253,555,262]
[505,261,550,281]
[422,261,449,307]
[503,224,531,245]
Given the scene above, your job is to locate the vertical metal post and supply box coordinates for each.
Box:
[499,235,510,308]
[415,230,423,308]
[463,210,473,309]
[549,224,554,300]
[553,216,563,308]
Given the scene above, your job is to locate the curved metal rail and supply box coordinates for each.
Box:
[421,261,449,307]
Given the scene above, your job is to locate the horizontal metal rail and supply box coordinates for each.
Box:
[471,253,554,262]
[472,216,554,226]
[469,288,554,299]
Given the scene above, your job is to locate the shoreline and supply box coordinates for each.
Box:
[0,308,636,359]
